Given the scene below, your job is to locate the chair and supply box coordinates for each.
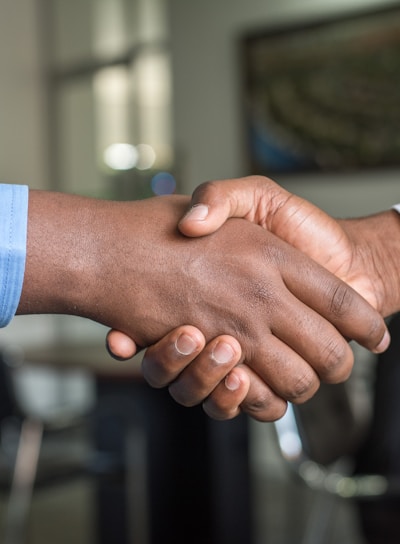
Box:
[0,346,93,544]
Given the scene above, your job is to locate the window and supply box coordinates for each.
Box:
[44,0,176,199]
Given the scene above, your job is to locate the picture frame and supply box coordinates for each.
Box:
[241,4,400,175]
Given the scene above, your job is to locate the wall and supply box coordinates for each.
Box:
[1,0,398,206]
[168,0,400,216]
[0,0,49,189]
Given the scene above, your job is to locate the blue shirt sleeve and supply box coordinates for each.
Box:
[0,184,29,327]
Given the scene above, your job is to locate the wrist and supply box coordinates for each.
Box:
[339,210,400,317]
[18,190,105,318]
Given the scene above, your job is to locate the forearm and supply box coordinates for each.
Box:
[17,190,192,342]
[18,189,105,317]
[339,209,400,318]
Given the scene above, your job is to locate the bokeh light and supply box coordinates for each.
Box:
[136,143,157,170]
[151,172,176,195]
[103,143,138,170]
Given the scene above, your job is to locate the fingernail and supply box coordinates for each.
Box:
[225,373,240,391]
[184,204,209,221]
[175,333,197,355]
[373,329,391,354]
[212,342,234,365]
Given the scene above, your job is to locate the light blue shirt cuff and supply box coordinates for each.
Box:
[0,184,29,327]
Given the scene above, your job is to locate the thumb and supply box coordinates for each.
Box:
[178,178,262,237]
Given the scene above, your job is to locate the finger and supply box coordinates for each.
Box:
[178,176,285,237]
[278,247,390,354]
[261,233,389,355]
[106,329,139,360]
[202,366,250,420]
[141,325,206,388]
[246,334,323,402]
[259,285,356,386]
[168,336,242,407]
[236,366,288,422]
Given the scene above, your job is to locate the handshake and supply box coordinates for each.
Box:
[18,176,399,422]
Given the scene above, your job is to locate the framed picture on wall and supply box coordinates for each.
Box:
[241,4,400,175]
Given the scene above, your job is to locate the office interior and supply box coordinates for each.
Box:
[1,0,400,542]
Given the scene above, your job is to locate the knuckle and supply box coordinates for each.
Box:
[319,338,353,383]
[192,180,219,202]
[243,392,287,422]
[246,392,271,413]
[246,401,288,423]
[144,375,164,388]
[168,382,200,408]
[328,283,385,349]
[286,372,317,402]
[203,400,238,421]
[329,283,353,317]
[141,358,166,388]
[364,314,385,345]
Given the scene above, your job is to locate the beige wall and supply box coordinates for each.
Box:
[168,0,400,216]
[0,0,49,189]
[1,0,398,208]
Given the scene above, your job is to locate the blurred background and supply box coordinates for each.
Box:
[1,0,400,543]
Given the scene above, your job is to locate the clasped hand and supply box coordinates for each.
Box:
[105,184,389,422]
